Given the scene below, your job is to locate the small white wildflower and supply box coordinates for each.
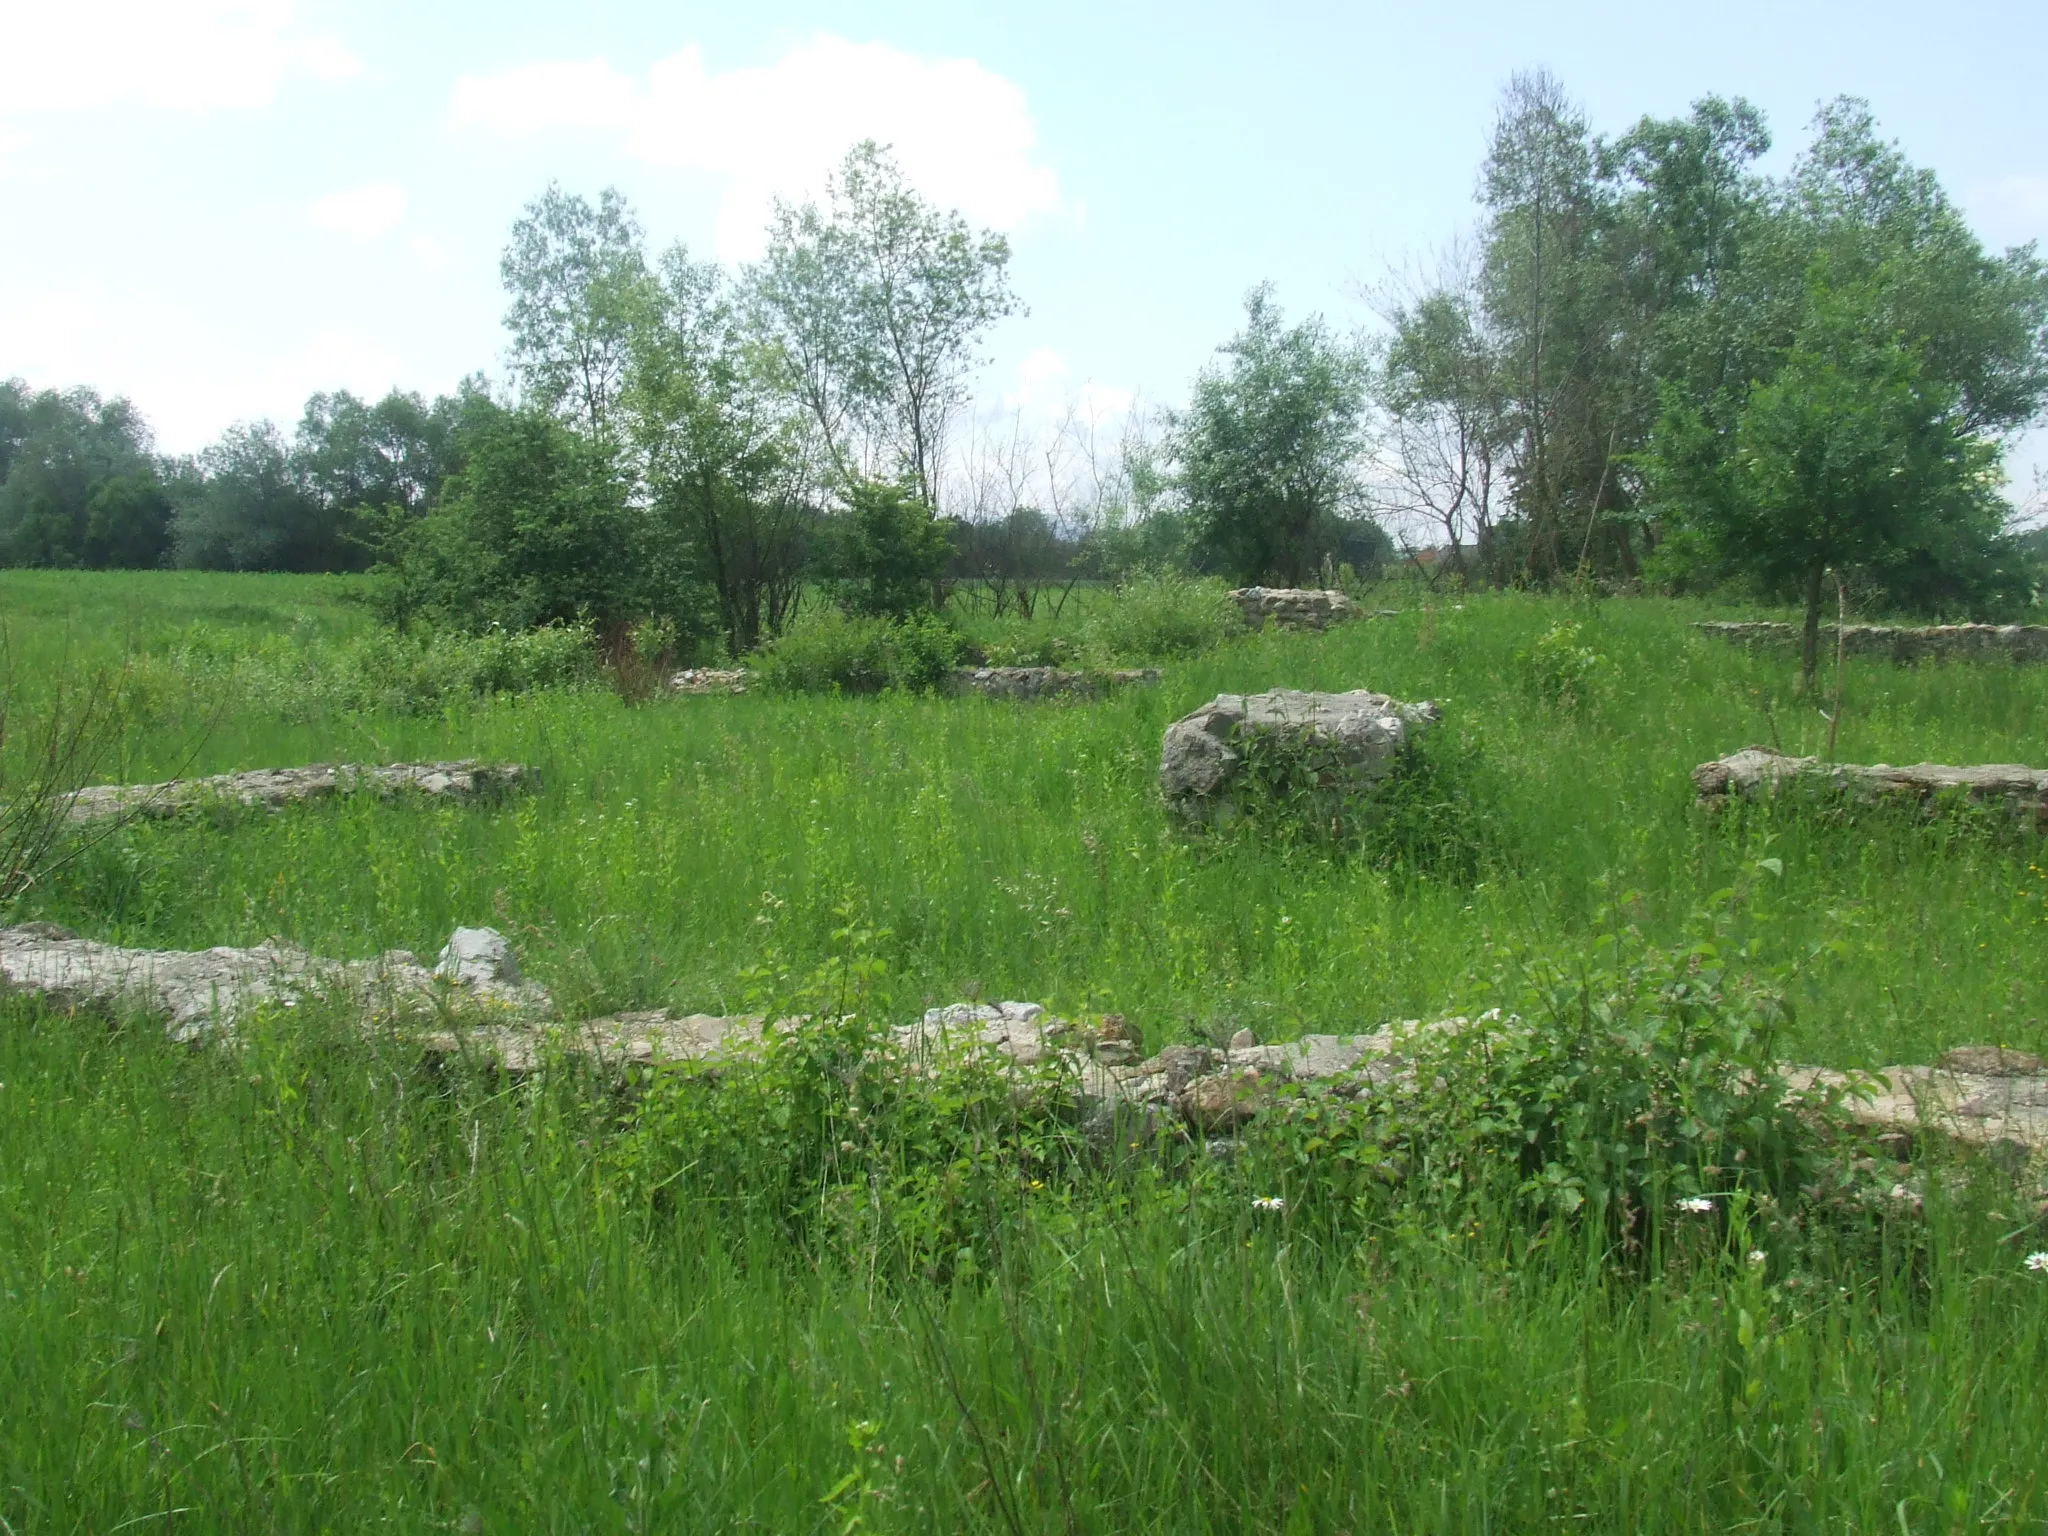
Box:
[2026,1252,2048,1274]
[1746,1249,1767,1268]
[1252,1197,1286,1213]
[1675,1197,1714,1215]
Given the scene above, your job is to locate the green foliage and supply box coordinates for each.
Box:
[1173,285,1372,585]
[830,479,952,620]
[0,380,163,569]
[1518,620,1608,706]
[1228,719,1508,881]
[750,608,964,695]
[1267,900,1836,1240]
[1073,570,1244,663]
[753,141,1020,509]
[148,618,596,719]
[374,401,706,641]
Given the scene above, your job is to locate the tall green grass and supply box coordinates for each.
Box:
[9,572,2046,1066]
[6,571,2048,1528]
[3,1000,2045,1531]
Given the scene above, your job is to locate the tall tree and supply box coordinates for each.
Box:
[1646,275,2018,683]
[169,421,340,572]
[501,185,653,443]
[294,388,461,519]
[752,141,1019,510]
[628,247,813,654]
[0,383,160,567]
[1173,286,1371,586]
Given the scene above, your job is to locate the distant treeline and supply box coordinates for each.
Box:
[8,77,2048,670]
[0,378,465,574]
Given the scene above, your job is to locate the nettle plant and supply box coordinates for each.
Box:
[607,901,1087,1277]
[1249,889,1854,1251]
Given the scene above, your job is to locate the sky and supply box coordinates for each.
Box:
[3,0,2045,496]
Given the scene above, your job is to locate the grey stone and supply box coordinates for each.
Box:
[946,667,1161,701]
[1694,748,2048,823]
[1695,621,2048,663]
[1229,587,1363,631]
[669,668,749,694]
[436,927,522,986]
[64,761,535,824]
[0,923,551,1043]
[1159,689,1441,823]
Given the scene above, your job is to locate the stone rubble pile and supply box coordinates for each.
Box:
[1159,689,1440,824]
[64,761,535,825]
[3,923,2042,1153]
[1695,621,2048,663]
[1695,747,2048,824]
[946,667,1161,701]
[1228,587,1367,631]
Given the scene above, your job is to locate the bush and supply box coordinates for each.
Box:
[750,610,965,695]
[1076,571,1245,664]
[373,402,710,644]
[830,480,952,621]
[1517,620,1606,707]
[1251,902,1853,1250]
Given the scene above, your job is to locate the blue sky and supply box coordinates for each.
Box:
[4,0,2045,493]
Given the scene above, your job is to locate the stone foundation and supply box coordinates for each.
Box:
[1696,621,2048,663]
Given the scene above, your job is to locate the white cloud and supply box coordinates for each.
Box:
[449,35,1061,260]
[307,181,405,241]
[0,0,359,116]
[447,58,637,140]
[1966,173,2048,246]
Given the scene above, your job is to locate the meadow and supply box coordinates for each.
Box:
[4,570,2047,1531]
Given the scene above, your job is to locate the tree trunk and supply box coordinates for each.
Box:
[1801,558,1826,689]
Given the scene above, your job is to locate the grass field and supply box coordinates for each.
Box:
[4,571,2048,1531]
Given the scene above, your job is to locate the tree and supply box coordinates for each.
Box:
[169,421,345,572]
[83,475,174,569]
[626,247,814,655]
[1372,254,1513,583]
[831,479,952,620]
[1172,286,1371,586]
[294,388,460,519]
[0,383,160,567]
[383,401,688,637]
[501,185,653,443]
[1645,275,2014,683]
[752,141,1019,510]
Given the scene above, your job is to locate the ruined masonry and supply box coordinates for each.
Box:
[1229,587,1366,631]
[1695,748,2048,826]
[64,761,535,824]
[1696,621,2048,663]
[5,923,2038,1153]
[1159,689,1440,824]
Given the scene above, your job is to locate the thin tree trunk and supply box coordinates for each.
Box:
[1801,558,1826,689]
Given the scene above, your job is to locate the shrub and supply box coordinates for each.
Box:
[830,480,952,621]
[751,610,964,695]
[1077,571,1244,664]
[1252,902,1853,1250]
[1517,620,1606,706]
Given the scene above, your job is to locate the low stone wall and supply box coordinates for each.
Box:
[64,761,535,825]
[1696,621,2048,662]
[1229,587,1367,631]
[1694,747,2048,824]
[946,667,1161,701]
[15,922,2034,1152]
